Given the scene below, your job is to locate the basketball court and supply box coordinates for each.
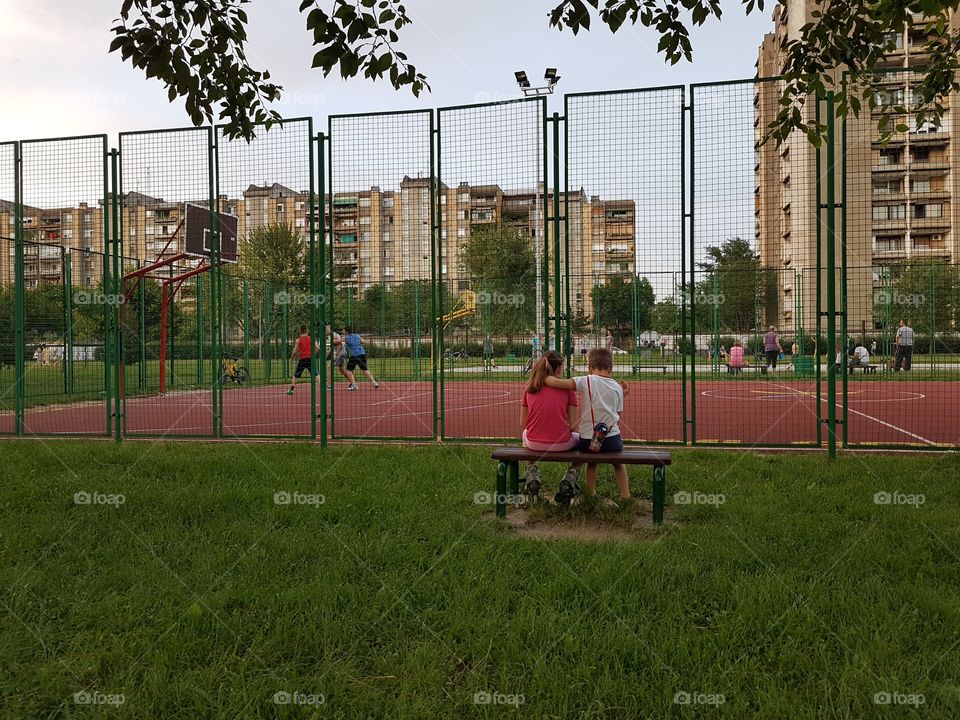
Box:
[11,376,960,449]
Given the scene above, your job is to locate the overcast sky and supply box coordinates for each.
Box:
[0,0,773,141]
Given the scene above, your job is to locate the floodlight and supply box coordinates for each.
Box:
[515,70,530,88]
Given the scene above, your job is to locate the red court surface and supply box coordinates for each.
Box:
[8,378,960,449]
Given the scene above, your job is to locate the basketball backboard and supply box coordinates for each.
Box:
[184,202,238,263]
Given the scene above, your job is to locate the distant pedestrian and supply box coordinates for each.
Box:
[764,325,783,372]
[894,319,914,371]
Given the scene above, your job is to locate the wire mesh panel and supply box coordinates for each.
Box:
[217,118,315,438]
[329,111,434,439]
[20,136,109,435]
[0,143,16,434]
[119,128,214,436]
[843,68,960,449]
[436,99,545,441]
[692,80,820,446]
[566,88,684,444]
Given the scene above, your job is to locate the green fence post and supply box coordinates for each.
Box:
[712,272,721,376]
[552,112,562,354]
[930,264,937,373]
[825,92,838,460]
[316,131,327,446]
[243,279,250,372]
[281,291,289,378]
[432,112,440,441]
[111,148,122,443]
[308,123,319,444]
[13,142,24,436]
[64,247,74,395]
[413,281,421,381]
[138,274,146,390]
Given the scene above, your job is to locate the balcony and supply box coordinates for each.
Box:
[909,131,950,146]
[911,216,950,230]
[872,163,906,174]
[872,219,907,230]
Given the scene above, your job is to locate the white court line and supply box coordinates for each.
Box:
[764,380,937,447]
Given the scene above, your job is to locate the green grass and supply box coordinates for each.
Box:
[2,442,960,718]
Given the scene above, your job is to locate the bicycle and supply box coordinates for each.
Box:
[221,354,249,385]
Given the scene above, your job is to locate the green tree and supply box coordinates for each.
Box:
[884,261,960,339]
[651,298,682,336]
[111,1,960,143]
[238,222,307,288]
[695,236,762,333]
[459,223,537,341]
[590,276,653,344]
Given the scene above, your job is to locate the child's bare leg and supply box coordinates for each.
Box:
[613,463,630,499]
[584,464,598,496]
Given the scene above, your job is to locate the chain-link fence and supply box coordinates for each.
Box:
[0,78,958,450]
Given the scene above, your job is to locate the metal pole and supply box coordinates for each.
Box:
[552,112,562,354]
[111,149,122,442]
[138,274,145,389]
[825,92,838,460]
[196,274,203,385]
[307,121,318,442]
[13,142,24,435]
[64,248,74,394]
[433,113,442,440]
[316,131,326,445]
[243,279,250,372]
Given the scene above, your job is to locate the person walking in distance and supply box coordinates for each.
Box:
[894,319,914,372]
[763,325,783,372]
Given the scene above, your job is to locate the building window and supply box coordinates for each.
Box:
[912,203,942,218]
[276,203,284,213]
[458,193,470,203]
[911,147,931,163]
[878,149,900,165]
[911,179,931,193]
[84,229,93,239]
[382,232,392,242]
[145,210,153,218]
[873,180,901,194]
[146,226,155,236]
[358,197,371,208]
[129,227,136,237]
[84,213,93,223]
[873,204,905,221]
[457,228,466,237]
[383,198,394,208]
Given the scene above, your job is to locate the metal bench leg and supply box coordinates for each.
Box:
[496,461,507,519]
[509,461,520,496]
[652,466,665,525]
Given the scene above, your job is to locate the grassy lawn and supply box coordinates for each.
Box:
[2,441,960,718]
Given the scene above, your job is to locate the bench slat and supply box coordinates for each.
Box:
[491,447,671,466]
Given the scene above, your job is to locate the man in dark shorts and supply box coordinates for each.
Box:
[287,324,318,395]
[342,326,379,390]
[894,319,914,371]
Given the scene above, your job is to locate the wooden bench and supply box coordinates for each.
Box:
[490,447,672,524]
[632,365,669,375]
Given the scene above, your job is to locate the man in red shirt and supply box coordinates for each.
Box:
[286,324,318,396]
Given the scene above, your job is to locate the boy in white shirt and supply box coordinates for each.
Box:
[544,347,629,504]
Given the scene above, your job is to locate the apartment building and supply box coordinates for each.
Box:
[0,178,636,323]
[756,1,959,330]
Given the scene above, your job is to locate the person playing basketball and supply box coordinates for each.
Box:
[286,324,318,395]
[342,326,379,390]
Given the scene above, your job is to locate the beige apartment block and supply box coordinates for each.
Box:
[757,1,959,332]
[1,176,636,329]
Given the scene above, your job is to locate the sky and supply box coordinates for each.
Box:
[0,0,773,297]
[0,0,773,140]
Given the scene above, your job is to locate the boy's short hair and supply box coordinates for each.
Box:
[587,347,613,371]
[300,324,308,334]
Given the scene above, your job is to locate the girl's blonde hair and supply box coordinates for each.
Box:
[526,351,564,393]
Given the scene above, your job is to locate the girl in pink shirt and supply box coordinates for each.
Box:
[520,351,580,496]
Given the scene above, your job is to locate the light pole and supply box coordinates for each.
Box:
[515,68,561,346]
